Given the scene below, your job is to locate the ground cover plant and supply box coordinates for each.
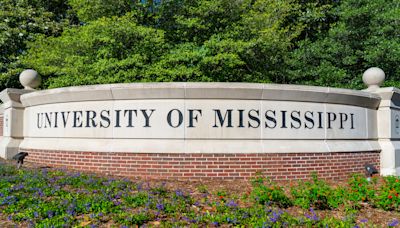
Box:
[0,162,399,227]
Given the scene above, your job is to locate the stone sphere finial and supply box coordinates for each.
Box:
[362,67,385,90]
[19,69,41,90]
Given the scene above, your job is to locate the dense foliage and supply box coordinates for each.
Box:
[0,0,399,90]
[1,164,400,226]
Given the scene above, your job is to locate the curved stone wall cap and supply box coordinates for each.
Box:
[0,88,33,103]
[21,84,114,107]
[372,87,400,94]
[20,82,380,109]
[369,87,400,99]
[111,82,187,100]
[184,82,263,99]
[371,87,400,108]
[324,87,381,109]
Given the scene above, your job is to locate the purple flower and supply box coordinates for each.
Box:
[190,219,197,223]
[226,200,238,208]
[270,218,278,223]
[85,203,91,210]
[38,189,44,197]
[201,193,209,198]
[116,191,123,198]
[226,217,237,224]
[33,211,39,218]
[389,219,399,227]
[145,182,151,190]
[12,184,24,191]
[305,208,319,221]
[270,210,283,223]
[212,221,219,226]
[156,203,164,211]
[175,190,184,197]
[137,183,143,191]
[67,207,75,216]
[360,219,368,223]
[28,221,35,228]
[47,210,54,218]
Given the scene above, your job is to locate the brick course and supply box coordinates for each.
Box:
[21,148,380,180]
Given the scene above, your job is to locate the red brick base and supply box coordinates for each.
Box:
[21,148,380,180]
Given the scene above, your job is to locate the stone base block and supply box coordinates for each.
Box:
[379,140,400,176]
[0,137,23,159]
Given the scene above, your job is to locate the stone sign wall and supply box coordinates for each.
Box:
[0,68,399,180]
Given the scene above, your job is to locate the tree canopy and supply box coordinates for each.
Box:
[1,0,399,90]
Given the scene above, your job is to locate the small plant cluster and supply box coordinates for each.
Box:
[252,173,400,212]
[0,165,399,227]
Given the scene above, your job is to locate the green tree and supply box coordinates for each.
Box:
[22,14,167,88]
[287,0,400,88]
[13,0,400,90]
[68,0,134,22]
[0,0,75,90]
[22,0,303,87]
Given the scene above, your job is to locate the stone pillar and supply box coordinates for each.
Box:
[0,89,31,159]
[0,105,4,137]
[0,69,40,159]
[363,67,400,175]
[375,87,400,175]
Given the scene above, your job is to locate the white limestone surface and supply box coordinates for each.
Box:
[19,83,381,153]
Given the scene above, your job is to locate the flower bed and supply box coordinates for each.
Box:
[0,163,399,227]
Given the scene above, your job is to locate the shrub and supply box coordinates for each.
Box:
[250,176,292,208]
[290,173,340,210]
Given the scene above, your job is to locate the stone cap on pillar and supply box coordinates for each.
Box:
[19,69,41,90]
[371,87,400,109]
[363,67,386,91]
[0,88,33,108]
